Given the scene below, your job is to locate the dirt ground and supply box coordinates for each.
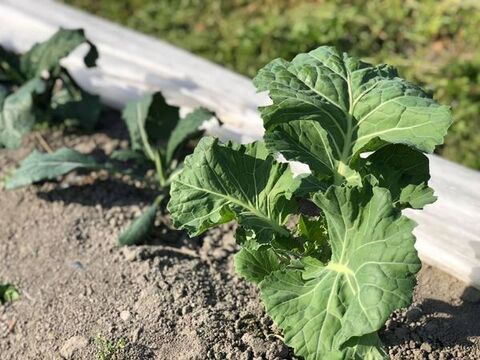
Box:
[0,112,479,359]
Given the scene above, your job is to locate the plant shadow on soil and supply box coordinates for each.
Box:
[36,178,157,208]
[382,264,480,358]
[385,288,480,346]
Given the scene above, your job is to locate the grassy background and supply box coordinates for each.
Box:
[63,0,480,169]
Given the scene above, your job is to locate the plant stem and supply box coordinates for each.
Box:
[153,151,166,188]
[135,107,156,161]
[134,111,166,188]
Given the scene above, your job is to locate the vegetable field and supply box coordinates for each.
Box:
[1,3,480,360]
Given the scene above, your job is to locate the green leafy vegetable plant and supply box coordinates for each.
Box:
[6,92,216,246]
[0,28,101,148]
[0,283,20,304]
[168,46,452,359]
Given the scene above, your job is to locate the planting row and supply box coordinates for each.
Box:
[1,29,452,359]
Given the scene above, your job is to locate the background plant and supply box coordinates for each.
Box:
[168,46,452,359]
[0,28,102,148]
[63,0,480,170]
[6,92,216,246]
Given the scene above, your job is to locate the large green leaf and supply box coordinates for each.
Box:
[165,107,214,164]
[168,137,299,245]
[5,147,103,189]
[20,28,98,79]
[122,92,179,154]
[0,78,46,149]
[259,185,420,359]
[255,46,452,184]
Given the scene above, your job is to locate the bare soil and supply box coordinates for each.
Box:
[0,112,479,359]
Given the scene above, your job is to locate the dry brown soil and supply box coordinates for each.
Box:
[0,112,479,359]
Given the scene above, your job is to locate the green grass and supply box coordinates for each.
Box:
[63,0,480,170]
[94,335,126,360]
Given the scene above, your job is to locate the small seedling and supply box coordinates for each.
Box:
[0,28,102,148]
[6,91,217,246]
[0,283,19,304]
[94,334,126,360]
[168,46,452,359]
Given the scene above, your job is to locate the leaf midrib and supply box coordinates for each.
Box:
[175,179,289,237]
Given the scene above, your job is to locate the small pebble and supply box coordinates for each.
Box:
[60,336,88,359]
[421,342,433,353]
[120,310,131,321]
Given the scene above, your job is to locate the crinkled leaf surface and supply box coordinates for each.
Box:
[255,46,452,185]
[165,107,214,164]
[259,185,420,360]
[122,92,179,153]
[234,240,285,284]
[0,78,46,149]
[168,137,299,245]
[20,28,98,79]
[5,148,102,189]
[362,144,435,209]
[297,215,331,262]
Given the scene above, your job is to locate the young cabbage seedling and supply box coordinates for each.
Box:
[168,46,452,359]
[6,92,216,246]
[0,28,102,148]
[0,282,20,304]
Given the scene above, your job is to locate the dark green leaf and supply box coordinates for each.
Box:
[297,215,331,262]
[362,144,436,209]
[0,45,23,84]
[294,173,328,197]
[20,28,98,79]
[122,92,179,154]
[165,107,214,164]
[0,85,7,106]
[50,69,101,130]
[0,78,46,149]
[5,147,103,189]
[118,198,161,246]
